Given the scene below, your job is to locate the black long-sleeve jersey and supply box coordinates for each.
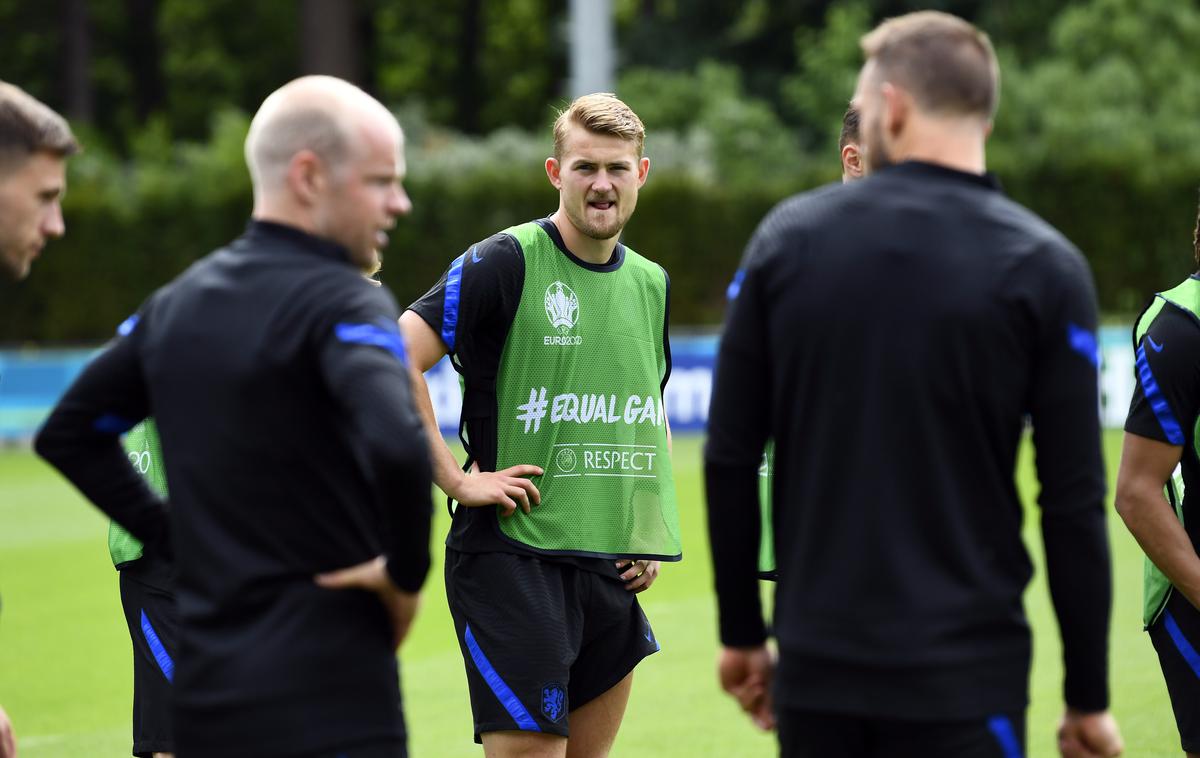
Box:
[705,162,1112,720]
[36,220,433,757]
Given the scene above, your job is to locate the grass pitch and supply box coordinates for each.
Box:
[0,432,1180,756]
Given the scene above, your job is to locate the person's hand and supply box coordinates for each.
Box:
[451,462,542,516]
[315,556,420,650]
[0,704,15,758]
[1057,708,1123,758]
[616,560,660,593]
[717,645,775,731]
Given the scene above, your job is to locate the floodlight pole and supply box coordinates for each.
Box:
[568,0,615,97]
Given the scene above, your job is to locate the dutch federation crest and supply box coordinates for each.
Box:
[541,682,566,722]
[545,281,579,333]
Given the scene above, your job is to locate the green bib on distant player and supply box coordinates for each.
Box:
[492,221,681,559]
[1137,277,1200,627]
[108,419,168,568]
[758,441,775,576]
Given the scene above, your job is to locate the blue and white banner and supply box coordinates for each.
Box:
[0,326,1138,442]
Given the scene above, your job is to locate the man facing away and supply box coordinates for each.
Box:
[1115,198,1200,758]
[399,93,679,758]
[0,79,77,758]
[36,75,432,758]
[705,12,1123,758]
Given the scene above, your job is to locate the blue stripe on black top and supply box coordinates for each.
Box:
[441,249,469,352]
[1135,341,1185,445]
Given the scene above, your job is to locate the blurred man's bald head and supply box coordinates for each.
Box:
[244,76,399,197]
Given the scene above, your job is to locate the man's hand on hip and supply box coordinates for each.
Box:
[617,560,660,593]
[316,556,421,650]
[452,461,543,516]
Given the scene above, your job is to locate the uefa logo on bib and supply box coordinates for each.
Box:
[543,281,582,346]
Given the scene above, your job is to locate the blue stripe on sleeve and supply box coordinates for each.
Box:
[725,269,745,301]
[140,610,175,683]
[1067,322,1100,368]
[464,624,540,732]
[986,715,1023,758]
[1164,610,1200,679]
[1136,342,1185,445]
[116,314,140,337]
[334,320,408,365]
[93,414,136,435]
[441,250,469,352]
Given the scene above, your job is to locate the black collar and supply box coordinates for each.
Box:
[877,160,1002,191]
[536,217,626,272]
[243,219,352,263]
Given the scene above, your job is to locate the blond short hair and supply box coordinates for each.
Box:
[552,93,645,159]
[0,81,79,175]
[860,11,999,119]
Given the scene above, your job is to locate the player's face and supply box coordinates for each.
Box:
[0,151,66,281]
[548,125,649,242]
[321,118,412,270]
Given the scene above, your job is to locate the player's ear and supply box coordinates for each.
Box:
[841,144,863,180]
[545,157,562,189]
[880,82,908,138]
[637,156,650,187]
[288,149,324,206]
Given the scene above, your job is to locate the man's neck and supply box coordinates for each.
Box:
[550,211,618,265]
[252,200,320,237]
[889,117,987,175]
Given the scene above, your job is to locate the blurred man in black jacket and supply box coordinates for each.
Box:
[706,12,1123,758]
[36,76,432,758]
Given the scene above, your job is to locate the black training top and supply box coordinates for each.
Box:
[705,161,1111,720]
[408,217,665,579]
[35,220,433,757]
[1126,289,1200,550]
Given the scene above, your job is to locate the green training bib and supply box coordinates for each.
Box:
[108,418,167,568]
[1136,278,1200,627]
[492,221,681,560]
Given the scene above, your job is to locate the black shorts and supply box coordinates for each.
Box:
[119,569,178,758]
[777,708,1026,758]
[444,549,659,742]
[1149,589,1200,753]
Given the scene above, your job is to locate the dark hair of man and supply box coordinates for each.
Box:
[860,11,999,120]
[838,104,860,151]
[0,81,79,175]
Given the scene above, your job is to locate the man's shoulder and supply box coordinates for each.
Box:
[467,227,526,267]
[764,181,853,231]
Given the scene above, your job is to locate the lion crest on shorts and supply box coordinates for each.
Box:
[541,682,566,722]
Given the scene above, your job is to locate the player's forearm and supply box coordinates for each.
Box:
[1042,506,1111,712]
[704,459,768,647]
[407,365,468,496]
[1116,484,1200,604]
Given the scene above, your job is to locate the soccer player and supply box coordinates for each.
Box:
[36,75,432,758]
[0,80,77,758]
[108,419,176,758]
[399,93,679,757]
[705,12,1123,758]
[0,80,77,282]
[107,257,388,758]
[759,102,863,579]
[1115,201,1200,758]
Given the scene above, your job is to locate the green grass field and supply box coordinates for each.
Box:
[0,432,1180,757]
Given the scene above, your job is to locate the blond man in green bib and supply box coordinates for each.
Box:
[402,93,679,758]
